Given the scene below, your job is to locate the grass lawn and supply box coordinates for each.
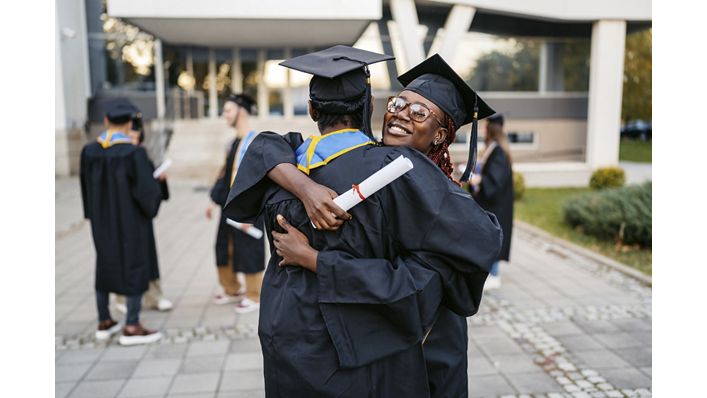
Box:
[514,188,652,275]
[619,139,652,163]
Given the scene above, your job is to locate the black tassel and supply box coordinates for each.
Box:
[362,66,374,140]
[460,97,479,183]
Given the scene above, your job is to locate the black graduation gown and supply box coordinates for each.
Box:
[210,137,265,273]
[147,176,170,281]
[475,146,514,261]
[80,142,164,295]
[224,132,502,397]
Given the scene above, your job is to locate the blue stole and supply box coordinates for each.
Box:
[230,130,258,187]
[295,129,374,175]
[97,130,132,148]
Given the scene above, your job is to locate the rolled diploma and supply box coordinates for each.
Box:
[226,218,264,240]
[153,159,172,178]
[333,155,414,211]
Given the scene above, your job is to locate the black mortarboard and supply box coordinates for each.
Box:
[131,112,145,144]
[226,94,257,115]
[279,45,394,138]
[398,54,495,182]
[487,113,504,126]
[104,98,139,124]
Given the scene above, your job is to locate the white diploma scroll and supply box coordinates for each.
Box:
[332,154,414,212]
[152,159,172,179]
[226,218,264,240]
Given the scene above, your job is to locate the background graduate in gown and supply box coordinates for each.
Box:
[471,113,514,290]
[114,111,173,314]
[206,94,265,313]
[80,99,163,346]
[224,46,502,397]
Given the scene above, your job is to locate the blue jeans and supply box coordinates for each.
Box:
[96,290,142,325]
[490,261,500,277]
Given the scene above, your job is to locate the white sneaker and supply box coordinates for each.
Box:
[484,275,501,291]
[234,298,260,314]
[156,298,173,311]
[213,292,245,305]
[95,320,122,341]
[115,302,127,315]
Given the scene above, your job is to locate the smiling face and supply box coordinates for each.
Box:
[382,90,448,154]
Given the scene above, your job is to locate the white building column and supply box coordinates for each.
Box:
[257,49,269,119]
[231,47,243,93]
[435,5,475,61]
[586,20,626,169]
[539,41,549,93]
[283,48,294,119]
[389,0,425,67]
[154,39,166,119]
[208,48,218,119]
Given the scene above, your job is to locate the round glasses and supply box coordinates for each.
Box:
[386,96,445,126]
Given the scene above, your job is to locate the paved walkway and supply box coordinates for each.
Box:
[56,177,652,398]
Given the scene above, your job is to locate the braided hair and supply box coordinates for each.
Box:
[427,116,460,186]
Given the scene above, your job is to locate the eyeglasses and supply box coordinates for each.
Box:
[386,96,446,126]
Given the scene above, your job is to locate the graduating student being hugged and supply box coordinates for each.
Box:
[80,99,163,346]
[223,46,503,397]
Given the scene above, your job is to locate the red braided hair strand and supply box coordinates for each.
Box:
[427,117,460,186]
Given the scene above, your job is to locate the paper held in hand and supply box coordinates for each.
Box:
[332,154,414,212]
[226,218,264,240]
[153,159,172,178]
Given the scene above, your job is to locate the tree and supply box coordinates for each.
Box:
[467,40,539,91]
[622,28,652,122]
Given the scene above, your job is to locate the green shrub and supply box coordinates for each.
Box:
[563,182,651,247]
[589,166,626,190]
[513,171,525,201]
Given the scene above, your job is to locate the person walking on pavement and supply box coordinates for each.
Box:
[206,94,265,314]
[471,113,514,289]
[80,99,163,345]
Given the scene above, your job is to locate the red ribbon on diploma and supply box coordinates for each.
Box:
[352,184,365,201]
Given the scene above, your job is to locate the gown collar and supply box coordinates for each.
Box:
[295,128,374,174]
[97,130,133,149]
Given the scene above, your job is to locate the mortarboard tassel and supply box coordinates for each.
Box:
[362,66,375,140]
[460,96,479,183]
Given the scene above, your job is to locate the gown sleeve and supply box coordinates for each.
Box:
[160,179,170,201]
[79,147,91,220]
[223,132,302,222]
[130,147,163,219]
[317,148,503,368]
[477,148,511,203]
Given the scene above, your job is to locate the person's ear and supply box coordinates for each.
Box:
[308,101,318,122]
[433,127,448,146]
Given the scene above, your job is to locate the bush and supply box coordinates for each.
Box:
[589,166,626,190]
[513,171,525,201]
[563,182,651,247]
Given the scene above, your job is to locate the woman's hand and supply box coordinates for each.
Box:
[272,214,319,272]
[299,181,352,231]
[205,201,216,219]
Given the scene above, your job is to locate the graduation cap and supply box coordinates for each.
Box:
[398,54,495,182]
[279,45,394,138]
[226,93,257,115]
[104,98,139,124]
[486,113,504,126]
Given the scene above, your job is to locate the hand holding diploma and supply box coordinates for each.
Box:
[226,218,264,240]
[311,155,414,227]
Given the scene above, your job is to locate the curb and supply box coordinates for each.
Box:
[514,220,652,286]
